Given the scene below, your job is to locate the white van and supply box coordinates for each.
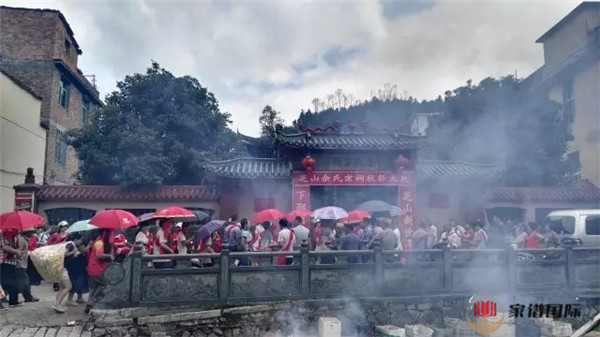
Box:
[543,209,600,247]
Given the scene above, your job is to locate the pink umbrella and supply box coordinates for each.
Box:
[252,208,285,224]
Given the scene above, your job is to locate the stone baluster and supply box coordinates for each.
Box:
[300,239,309,297]
[219,243,230,303]
[130,241,144,306]
[373,241,383,291]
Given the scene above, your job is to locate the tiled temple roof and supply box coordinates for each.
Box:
[274,132,428,150]
[486,187,600,203]
[37,185,219,202]
[201,158,292,179]
[202,158,503,181]
[418,161,504,181]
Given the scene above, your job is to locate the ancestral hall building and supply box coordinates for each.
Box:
[14,122,600,245]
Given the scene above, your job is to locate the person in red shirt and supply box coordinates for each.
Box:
[85,229,114,314]
[526,222,544,249]
[461,223,475,248]
[153,220,174,269]
[212,231,222,253]
[46,221,70,246]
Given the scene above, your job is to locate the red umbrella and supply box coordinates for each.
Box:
[286,210,311,228]
[343,210,370,224]
[252,208,285,224]
[152,206,195,219]
[89,209,139,229]
[0,211,45,230]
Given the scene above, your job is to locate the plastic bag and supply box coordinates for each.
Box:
[30,242,69,282]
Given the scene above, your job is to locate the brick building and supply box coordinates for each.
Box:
[0,6,102,185]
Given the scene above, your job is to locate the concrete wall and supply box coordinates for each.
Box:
[571,61,600,185]
[0,72,45,213]
[541,6,600,187]
[229,178,292,220]
[542,7,599,74]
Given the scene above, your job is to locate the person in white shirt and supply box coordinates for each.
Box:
[392,223,403,251]
[292,216,309,250]
[276,219,295,265]
[428,222,438,248]
[175,223,188,255]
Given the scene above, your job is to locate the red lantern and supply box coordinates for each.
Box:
[395,155,411,170]
[301,155,316,172]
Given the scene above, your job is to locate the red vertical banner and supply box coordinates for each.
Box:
[292,172,311,211]
[397,171,417,250]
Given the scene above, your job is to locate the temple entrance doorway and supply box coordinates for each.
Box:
[310,186,398,212]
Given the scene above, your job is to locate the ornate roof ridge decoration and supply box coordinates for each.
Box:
[37,185,219,202]
[201,157,292,179]
[295,120,418,136]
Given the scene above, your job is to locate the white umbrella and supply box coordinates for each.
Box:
[312,206,348,220]
[390,206,405,217]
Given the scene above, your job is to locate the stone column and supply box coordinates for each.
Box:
[13,168,41,212]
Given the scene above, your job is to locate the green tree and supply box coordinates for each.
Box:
[431,76,572,186]
[70,62,244,188]
[258,105,284,139]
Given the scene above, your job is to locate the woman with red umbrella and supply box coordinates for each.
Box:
[85,209,138,314]
[0,210,45,306]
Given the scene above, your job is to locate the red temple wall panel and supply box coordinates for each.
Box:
[232,178,292,220]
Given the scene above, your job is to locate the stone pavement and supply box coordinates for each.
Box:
[0,282,89,336]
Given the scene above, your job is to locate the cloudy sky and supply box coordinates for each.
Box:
[3,0,581,135]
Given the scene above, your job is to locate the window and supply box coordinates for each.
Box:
[59,78,69,107]
[543,215,575,235]
[81,97,89,123]
[585,215,600,235]
[55,130,67,164]
[562,79,575,124]
[64,39,71,53]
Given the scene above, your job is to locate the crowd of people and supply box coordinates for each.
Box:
[0,223,127,313]
[0,213,562,313]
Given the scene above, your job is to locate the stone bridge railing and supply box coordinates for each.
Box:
[98,244,600,309]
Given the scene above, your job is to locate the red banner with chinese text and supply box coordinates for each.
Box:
[293,171,401,186]
[292,185,311,211]
[397,171,417,249]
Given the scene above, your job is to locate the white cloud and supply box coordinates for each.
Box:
[2,0,581,136]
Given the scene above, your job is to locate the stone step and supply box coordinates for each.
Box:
[8,328,24,337]
[44,328,57,337]
[67,327,81,337]
[32,328,47,337]
[19,328,39,337]
[54,328,72,337]
[0,326,15,337]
